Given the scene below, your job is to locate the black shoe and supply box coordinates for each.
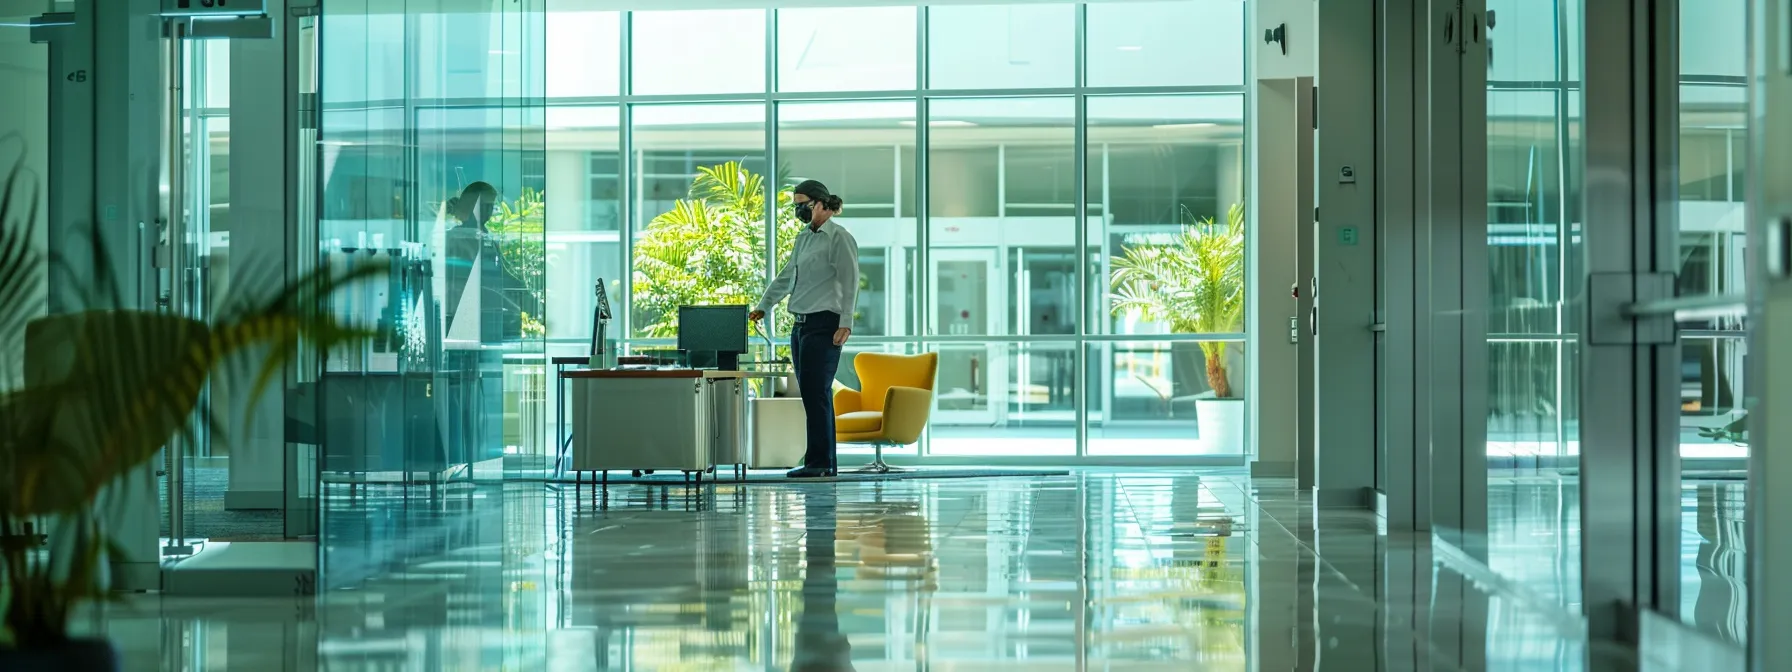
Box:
[786,466,833,479]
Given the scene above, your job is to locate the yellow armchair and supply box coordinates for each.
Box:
[832,352,938,473]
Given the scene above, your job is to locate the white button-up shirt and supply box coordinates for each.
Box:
[757,220,861,330]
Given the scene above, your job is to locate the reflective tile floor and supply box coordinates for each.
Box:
[1478,473,1750,645]
[84,470,1738,670]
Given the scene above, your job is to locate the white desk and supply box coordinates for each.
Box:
[566,369,798,482]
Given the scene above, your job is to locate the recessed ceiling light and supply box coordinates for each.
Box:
[1116,45,1144,51]
[900,120,978,127]
[1152,122,1217,130]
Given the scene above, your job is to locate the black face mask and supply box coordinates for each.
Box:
[795,201,815,223]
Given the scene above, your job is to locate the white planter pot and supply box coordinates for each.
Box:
[1196,396,1246,453]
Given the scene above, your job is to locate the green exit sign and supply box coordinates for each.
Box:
[1339,226,1359,246]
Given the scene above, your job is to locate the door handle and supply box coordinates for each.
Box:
[1770,216,1792,280]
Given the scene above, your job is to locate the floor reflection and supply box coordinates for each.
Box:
[1481,474,1749,646]
[86,470,1725,670]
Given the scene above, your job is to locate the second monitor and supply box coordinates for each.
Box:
[677,304,750,370]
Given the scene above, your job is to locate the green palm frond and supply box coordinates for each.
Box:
[631,161,802,338]
[486,188,549,336]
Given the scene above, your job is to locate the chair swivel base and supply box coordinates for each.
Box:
[851,458,907,474]
[850,444,908,474]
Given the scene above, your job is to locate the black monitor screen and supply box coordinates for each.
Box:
[678,305,750,356]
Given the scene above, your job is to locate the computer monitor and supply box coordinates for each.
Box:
[677,305,750,370]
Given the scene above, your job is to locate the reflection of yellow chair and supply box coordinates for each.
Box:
[833,352,939,473]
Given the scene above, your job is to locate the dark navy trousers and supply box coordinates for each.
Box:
[790,311,844,471]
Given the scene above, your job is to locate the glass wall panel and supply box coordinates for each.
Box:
[924,97,1074,455]
[544,105,621,346]
[1087,94,1246,338]
[1085,1,1245,88]
[545,8,620,98]
[629,10,766,96]
[929,342,1077,456]
[319,0,546,588]
[628,103,767,337]
[779,101,918,337]
[320,6,407,106]
[926,4,1075,90]
[1483,0,1583,615]
[777,7,917,92]
[1675,0,1749,643]
[366,2,1255,465]
[1087,340,1241,456]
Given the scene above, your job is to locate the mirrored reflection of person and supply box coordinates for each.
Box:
[794,490,855,672]
[435,181,504,466]
[442,181,499,342]
[749,180,859,479]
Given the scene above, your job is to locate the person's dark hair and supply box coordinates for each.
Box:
[447,181,499,229]
[792,179,844,212]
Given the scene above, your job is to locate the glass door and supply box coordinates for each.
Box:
[930,247,1001,426]
[160,32,219,551]
[1010,247,1077,427]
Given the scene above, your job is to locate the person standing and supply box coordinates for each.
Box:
[749,180,859,478]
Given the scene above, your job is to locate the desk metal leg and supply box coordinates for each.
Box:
[554,364,570,478]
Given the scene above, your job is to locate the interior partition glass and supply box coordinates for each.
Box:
[1675,0,1750,642]
[317,0,547,598]
[925,97,1075,455]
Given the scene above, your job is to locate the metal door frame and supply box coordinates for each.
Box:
[1578,0,1684,648]
[1746,0,1792,667]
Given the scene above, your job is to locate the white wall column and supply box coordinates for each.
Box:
[1250,0,1315,482]
[1248,78,1309,481]
[89,0,166,590]
[1312,0,1382,508]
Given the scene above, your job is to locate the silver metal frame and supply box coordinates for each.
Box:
[1377,0,1424,529]
[1579,0,1683,645]
[1747,0,1792,666]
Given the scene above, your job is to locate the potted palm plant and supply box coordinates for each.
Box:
[1110,202,1246,452]
[0,156,374,669]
